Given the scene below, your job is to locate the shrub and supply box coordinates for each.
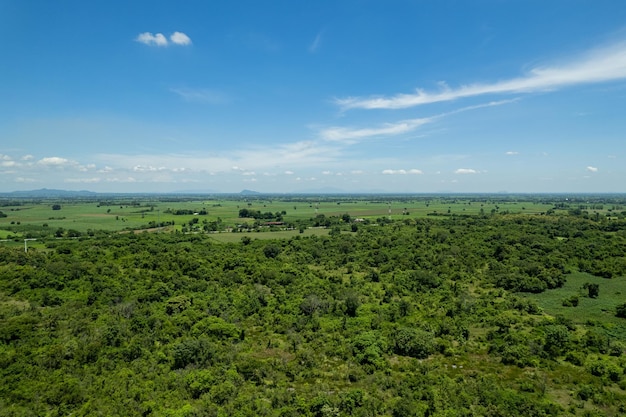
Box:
[393,328,435,359]
[582,282,599,298]
[562,295,579,307]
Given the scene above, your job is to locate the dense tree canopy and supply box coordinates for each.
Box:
[1,212,625,416]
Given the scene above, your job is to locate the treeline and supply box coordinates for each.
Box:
[165,208,208,216]
[238,208,285,221]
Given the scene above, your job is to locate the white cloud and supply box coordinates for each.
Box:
[382,168,423,175]
[15,177,36,183]
[1,161,18,167]
[284,170,294,175]
[133,165,164,172]
[321,170,332,175]
[336,41,626,110]
[170,31,192,45]
[586,166,599,172]
[351,170,364,175]
[136,31,191,47]
[136,32,168,47]
[319,99,514,143]
[505,151,519,155]
[454,168,478,174]
[321,117,435,142]
[0,154,11,161]
[21,154,34,161]
[38,157,71,166]
[94,139,339,177]
[242,171,256,176]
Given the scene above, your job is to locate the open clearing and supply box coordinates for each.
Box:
[524,271,626,339]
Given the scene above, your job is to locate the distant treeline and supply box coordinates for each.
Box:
[164,208,208,215]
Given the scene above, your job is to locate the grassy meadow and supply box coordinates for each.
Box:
[523,271,626,339]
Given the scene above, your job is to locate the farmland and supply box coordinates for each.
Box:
[0,193,586,238]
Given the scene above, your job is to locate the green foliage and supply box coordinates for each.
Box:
[352,331,387,370]
[543,324,572,358]
[263,244,281,258]
[393,327,435,359]
[172,337,214,369]
[583,282,600,298]
[562,295,579,307]
[1,201,626,416]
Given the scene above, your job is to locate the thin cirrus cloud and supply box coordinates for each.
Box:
[336,41,626,110]
[319,99,515,143]
[135,31,192,47]
[170,88,230,104]
[320,117,435,142]
[309,31,323,53]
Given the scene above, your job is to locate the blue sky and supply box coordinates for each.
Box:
[1,0,626,193]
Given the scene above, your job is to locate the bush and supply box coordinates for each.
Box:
[393,328,435,359]
[353,331,387,370]
[562,295,579,307]
[583,282,599,298]
[543,325,571,358]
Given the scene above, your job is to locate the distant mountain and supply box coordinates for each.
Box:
[240,189,261,195]
[0,188,99,198]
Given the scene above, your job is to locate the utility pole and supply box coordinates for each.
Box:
[24,238,36,253]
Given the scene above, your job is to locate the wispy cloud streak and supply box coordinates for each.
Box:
[309,31,323,53]
[320,117,435,142]
[319,99,515,143]
[336,41,626,110]
[170,88,230,104]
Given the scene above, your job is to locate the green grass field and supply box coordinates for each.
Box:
[0,197,555,239]
[523,271,626,339]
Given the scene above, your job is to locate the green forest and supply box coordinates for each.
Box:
[1,196,626,416]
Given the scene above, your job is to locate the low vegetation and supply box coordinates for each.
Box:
[0,195,625,416]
